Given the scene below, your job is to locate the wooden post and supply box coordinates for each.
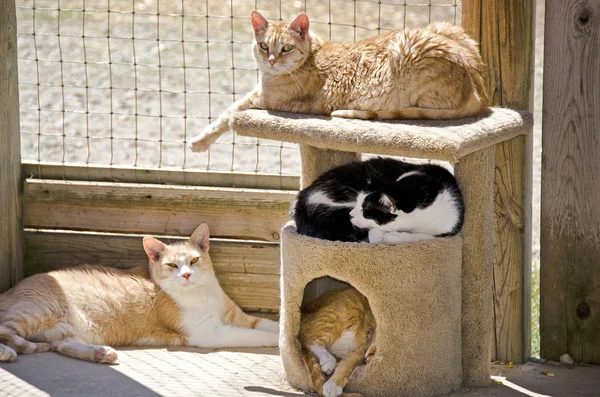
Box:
[463,0,535,363]
[0,1,24,292]
[541,0,600,364]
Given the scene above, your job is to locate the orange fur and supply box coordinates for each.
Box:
[0,224,279,364]
[299,288,376,397]
[189,13,489,152]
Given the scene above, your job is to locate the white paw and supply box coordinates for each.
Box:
[94,346,118,364]
[368,228,385,244]
[188,133,212,153]
[319,354,337,375]
[0,345,17,362]
[257,318,280,334]
[322,379,343,397]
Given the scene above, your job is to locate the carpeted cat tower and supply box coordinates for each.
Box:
[231,109,532,397]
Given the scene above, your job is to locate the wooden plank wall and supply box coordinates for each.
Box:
[22,174,296,312]
[463,0,535,362]
[0,1,24,293]
[25,230,281,312]
[541,0,600,363]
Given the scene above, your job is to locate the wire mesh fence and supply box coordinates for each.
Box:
[16,0,461,180]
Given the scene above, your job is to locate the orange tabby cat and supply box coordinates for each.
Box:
[189,12,488,152]
[300,288,376,397]
[0,224,279,363]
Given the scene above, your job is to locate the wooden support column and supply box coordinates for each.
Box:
[0,1,24,292]
[463,0,535,363]
[541,0,600,363]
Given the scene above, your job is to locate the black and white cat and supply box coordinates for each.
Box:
[290,157,464,243]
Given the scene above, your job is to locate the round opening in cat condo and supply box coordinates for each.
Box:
[286,276,377,397]
[279,223,463,397]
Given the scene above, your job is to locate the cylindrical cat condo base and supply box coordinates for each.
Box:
[280,224,463,397]
[231,107,532,395]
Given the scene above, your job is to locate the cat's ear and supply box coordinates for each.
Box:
[379,193,397,213]
[251,11,269,37]
[289,14,309,39]
[143,237,167,262]
[190,223,210,253]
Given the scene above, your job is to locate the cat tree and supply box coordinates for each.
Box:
[231,108,532,397]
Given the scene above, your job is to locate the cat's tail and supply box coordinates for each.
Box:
[331,106,488,120]
[301,345,362,397]
[0,324,51,359]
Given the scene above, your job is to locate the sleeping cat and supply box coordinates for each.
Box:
[189,12,488,152]
[300,287,376,397]
[291,157,464,243]
[0,224,279,363]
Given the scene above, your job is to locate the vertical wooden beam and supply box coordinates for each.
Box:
[541,0,600,364]
[463,0,535,363]
[0,0,24,292]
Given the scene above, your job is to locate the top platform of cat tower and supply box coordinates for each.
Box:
[231,108,532,162]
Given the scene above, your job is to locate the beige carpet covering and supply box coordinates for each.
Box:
[280,224,463,397]
[230,108,531,396]
[231,108,532,163]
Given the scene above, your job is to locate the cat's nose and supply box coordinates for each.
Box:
[181,272,191,280]
[268,55,276,65]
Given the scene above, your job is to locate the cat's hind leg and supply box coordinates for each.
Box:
[52,338,118,364]
[309,344,337,375]
[0,324,51,357]
[323,348,366,397]
[0,343,17,362]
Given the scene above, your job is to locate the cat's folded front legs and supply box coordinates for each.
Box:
[189,90,260,152]
[368,229,435,244]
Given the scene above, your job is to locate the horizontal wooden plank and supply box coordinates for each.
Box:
[24,230,281,312]
[23,161,300,191]
[24,179,296,241]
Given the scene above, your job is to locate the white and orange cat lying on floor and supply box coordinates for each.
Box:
[0,224,279,364]
[189,12,488,152]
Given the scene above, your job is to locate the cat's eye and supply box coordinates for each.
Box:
[282,44,294,52]
[190,257,199,265]
[259,42,269,51]
[165,263,178,268]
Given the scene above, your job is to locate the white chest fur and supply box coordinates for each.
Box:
[329,330,357,359]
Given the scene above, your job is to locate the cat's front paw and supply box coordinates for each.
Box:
[257,318,280,334]
[319,353,337,375]
[322,379,343,397]
[94,346,118,364]
[188,121,225,152]
[368,228,385,244]
[189,133,213,153]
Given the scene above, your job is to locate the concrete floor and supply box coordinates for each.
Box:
[1,348,598,397]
